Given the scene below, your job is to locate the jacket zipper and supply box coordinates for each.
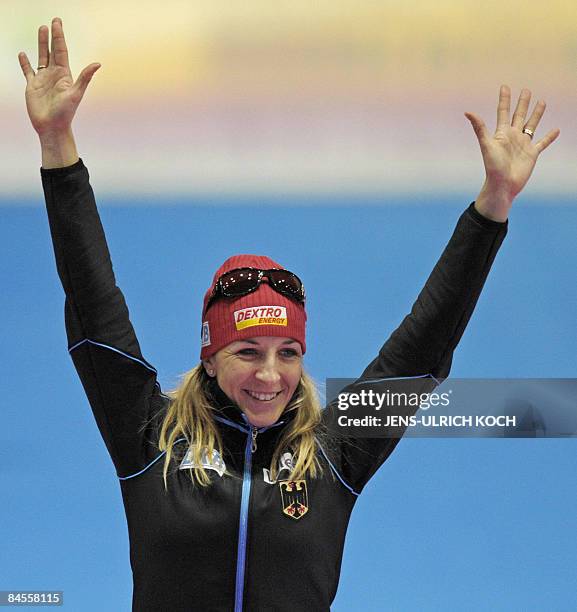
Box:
[233,420,284,611]
[234,425,257,612]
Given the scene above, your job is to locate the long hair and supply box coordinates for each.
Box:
[157,364,325,490]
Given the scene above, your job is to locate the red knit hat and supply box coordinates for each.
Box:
[200,254,307,360]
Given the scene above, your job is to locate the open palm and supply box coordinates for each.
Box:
[465,86,560,200]
[18,17,100,135]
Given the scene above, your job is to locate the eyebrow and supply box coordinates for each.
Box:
[240,339,299,346]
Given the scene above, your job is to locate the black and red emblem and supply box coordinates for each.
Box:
[279,479,308,520]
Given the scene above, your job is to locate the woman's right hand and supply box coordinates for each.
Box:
[18,17,100,136]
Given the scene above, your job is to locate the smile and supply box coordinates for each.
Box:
[244,390,282,402]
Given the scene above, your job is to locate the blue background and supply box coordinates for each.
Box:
[1,195,576,611]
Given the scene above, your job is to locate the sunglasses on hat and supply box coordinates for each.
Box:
[205,267,305,314]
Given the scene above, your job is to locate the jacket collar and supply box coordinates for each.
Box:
[207,379,297,432]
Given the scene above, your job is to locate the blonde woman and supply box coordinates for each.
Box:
[20,17,559,612]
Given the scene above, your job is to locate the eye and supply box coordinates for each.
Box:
[280,348,300,358]
[237,348,258,357]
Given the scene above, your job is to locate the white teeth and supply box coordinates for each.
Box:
[246,390,279,401]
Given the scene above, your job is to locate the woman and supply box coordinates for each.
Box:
[19,17,560,612]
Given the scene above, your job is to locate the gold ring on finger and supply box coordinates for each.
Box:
[522,127,534,139]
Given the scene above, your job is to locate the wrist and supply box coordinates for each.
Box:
[474,181,513,223]
[39,128,79,169]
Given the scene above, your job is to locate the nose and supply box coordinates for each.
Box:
[254,355,281,385]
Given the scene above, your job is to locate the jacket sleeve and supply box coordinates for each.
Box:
[319,203,508,494]
[41,158,166,478]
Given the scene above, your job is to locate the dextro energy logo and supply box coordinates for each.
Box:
[234,306,287,330]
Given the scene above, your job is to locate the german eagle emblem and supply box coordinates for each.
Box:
[279,480,308,520]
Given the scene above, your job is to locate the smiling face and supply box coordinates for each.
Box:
[203,336,303,428]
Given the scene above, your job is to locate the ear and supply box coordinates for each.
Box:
[202,358,216,377]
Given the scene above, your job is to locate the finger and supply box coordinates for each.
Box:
[72,63,102,99]
[38,24,49,68]
[535,128,560,155]
[523,100,546,134]
[511,88,532,129]
[496,84,511,129]
[464,112,491,147]
[50,17,69,69]
[18,51,34,83]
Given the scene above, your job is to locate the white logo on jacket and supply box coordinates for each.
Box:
[179,446,226,477]
[263,452,294,484]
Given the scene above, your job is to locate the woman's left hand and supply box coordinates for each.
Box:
[465,85,560,222]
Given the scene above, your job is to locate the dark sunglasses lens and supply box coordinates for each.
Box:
[267,270,303,296]
[220,268,260,296]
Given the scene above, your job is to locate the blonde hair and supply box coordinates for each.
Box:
[157,364,325,490]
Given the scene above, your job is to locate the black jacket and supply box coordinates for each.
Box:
[41,159,507,611]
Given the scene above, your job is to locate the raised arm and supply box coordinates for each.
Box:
[362,85,560,382]
[320,86,560,493]
[19,18,165,478]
